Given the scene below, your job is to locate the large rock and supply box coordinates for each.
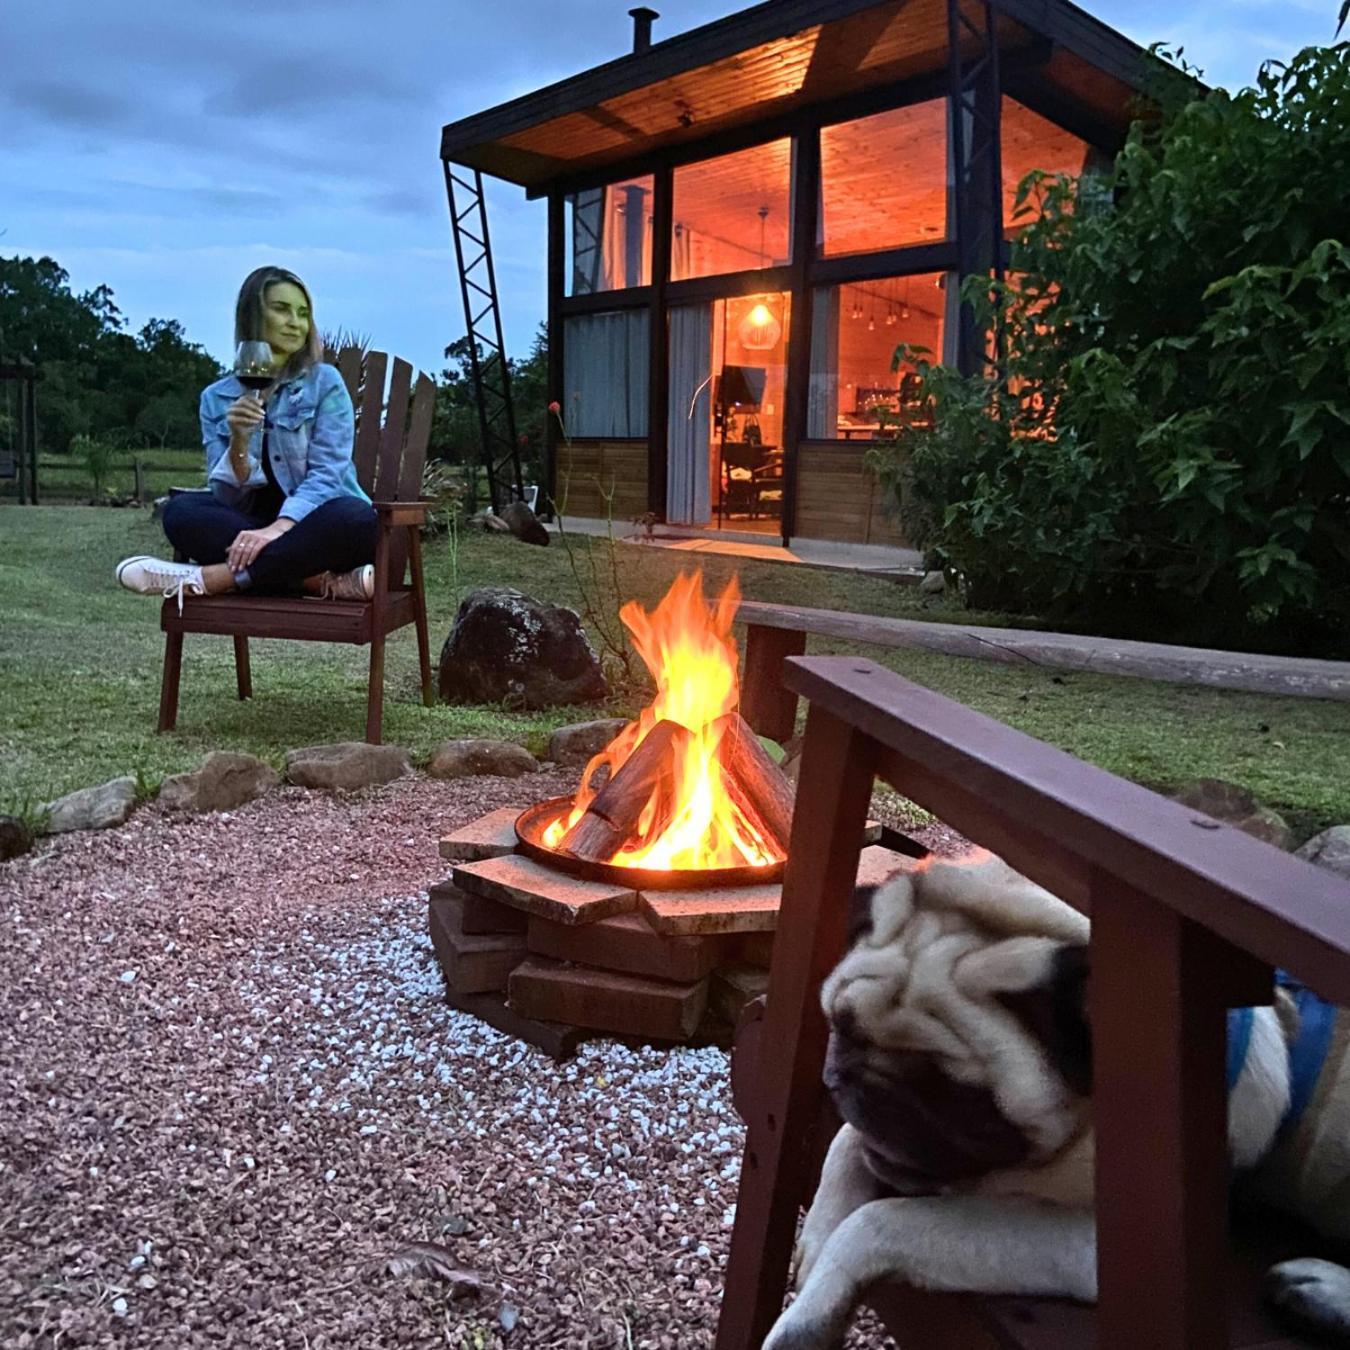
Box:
[427,739,539,780]
[285,742,411,791]
[0,816,35,860]
[547,718,628,765]
[1296,826,1350,881]
[1167,778,1292,850]
[438,587,609,710]
[498,500,549,547]
[43,777,138,834]
[159,751,280,813]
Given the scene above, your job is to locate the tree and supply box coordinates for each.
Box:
[432,324,548,486]
[871,43,1350,655]
[0,255,223,452]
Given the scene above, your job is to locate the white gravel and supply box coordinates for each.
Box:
[0,772,896,1348]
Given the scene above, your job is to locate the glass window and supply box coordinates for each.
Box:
[565,175,654,296]
[1001,98,1093,230]
[562,310,649,437]
[807,274,948,440]
[819,100,949,257]
[671,139,792,282]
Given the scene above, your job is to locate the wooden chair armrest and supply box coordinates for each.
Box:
[372,499,431,527]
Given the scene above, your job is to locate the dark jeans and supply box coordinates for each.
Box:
[162,490,378,595]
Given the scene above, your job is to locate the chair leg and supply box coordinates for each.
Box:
[366,635,385,744]
[408,527,434,707]
[233,636,252,700]
[158,632,184,732]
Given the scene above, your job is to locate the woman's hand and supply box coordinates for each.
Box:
[226,519,293,572]
[225,391,267,439]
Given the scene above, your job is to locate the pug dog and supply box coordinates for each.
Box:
[763,849,1350,1350]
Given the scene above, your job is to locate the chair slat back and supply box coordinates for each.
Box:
[373,357,413,503]
[336,347,363,411]
[352,350,388,494]
[398,373,437,503]
[384,371,437,592]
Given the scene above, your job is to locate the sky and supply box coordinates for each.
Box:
[1,0,1339,378]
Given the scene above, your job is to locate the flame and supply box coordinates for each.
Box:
[543,570,780,870]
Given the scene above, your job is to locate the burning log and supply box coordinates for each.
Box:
[560,720,691,863]
[717,713,795,857]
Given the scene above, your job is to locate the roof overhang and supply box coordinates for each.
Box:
[440,0,1164,194]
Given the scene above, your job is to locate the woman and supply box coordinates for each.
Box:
[115,266,377,606]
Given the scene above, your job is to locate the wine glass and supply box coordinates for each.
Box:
[233,340,275,405]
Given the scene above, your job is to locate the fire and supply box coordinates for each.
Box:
[543,571,781,870]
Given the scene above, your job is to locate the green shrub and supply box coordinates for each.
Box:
[71,433,125,499]
[870,44,1350,654]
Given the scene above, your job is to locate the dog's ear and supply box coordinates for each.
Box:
[848,884,879,945]
[997,944,1093,1098]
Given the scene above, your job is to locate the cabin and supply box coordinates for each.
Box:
[439,0,1153,547]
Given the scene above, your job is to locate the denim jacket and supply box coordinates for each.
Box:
[200,362,370,523]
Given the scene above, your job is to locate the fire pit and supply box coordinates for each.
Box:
[514,797,786,890]
[515,571,794,888]
[425,570,913,1055]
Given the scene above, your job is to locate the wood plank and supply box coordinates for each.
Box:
[509,956,709,1041]
[640,881,782,936]
[443,986,587,1061]
[526,910,726,981]
[438,806,524,861]
[452,854,638,926]
[428,892,528,993]
[398,372,437,503]
[715,707,877,1350]
[353,351,388,494]
[737,601,1350,702]
[784,655,1350,1005]
[374,357,413,503]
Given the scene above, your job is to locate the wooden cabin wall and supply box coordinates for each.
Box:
[794,442,909,547]
[556,440,650,522]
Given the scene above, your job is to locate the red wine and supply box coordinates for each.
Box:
[237,373,271,391]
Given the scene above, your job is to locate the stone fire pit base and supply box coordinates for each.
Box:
[429,806,908,1057]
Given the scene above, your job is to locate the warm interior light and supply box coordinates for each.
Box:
[738,300,782,350]
[542,571,779,870]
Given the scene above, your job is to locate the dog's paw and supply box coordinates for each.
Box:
[1265,1258,1350,1345]
[763,1306,842,1350]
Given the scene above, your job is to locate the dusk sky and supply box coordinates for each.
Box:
[2,0,1337,378]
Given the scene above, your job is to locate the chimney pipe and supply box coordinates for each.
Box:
[629,7,658,53]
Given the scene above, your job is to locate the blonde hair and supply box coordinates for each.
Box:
[233,266,323,382]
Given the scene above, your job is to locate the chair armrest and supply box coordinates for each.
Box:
[372,499,432,527]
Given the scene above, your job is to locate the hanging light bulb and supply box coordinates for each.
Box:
[738,298,782,350]
[885,301,896,327]
[900,279,911,321]
[737,208,783,349]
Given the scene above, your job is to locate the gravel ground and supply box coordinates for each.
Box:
[0,772,941,1349]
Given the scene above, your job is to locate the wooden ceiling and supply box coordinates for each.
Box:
[441,0,1151,191]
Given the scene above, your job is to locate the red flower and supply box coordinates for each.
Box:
[547,400,561,415]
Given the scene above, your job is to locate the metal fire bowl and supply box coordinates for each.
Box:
[514,797,786,892]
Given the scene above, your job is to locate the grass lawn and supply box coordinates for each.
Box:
[2,505,1346,841]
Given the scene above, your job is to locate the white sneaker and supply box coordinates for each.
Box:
[115,555,207,614]
[317,564,375,601]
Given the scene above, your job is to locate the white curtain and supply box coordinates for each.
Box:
[666,304,712,524]
[563,311,649,437]
[807,287,840,438]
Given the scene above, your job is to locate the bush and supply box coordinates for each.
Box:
[71,433,125,499]
[870,44,1350,654]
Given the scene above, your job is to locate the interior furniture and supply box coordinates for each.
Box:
[717,442,782,524]
[159,347,437,744]
[719,652,1350,1349]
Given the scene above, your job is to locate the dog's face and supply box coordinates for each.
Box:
[822,858,1093,1196]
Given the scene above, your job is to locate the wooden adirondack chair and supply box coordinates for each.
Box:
[158,347,437,744]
